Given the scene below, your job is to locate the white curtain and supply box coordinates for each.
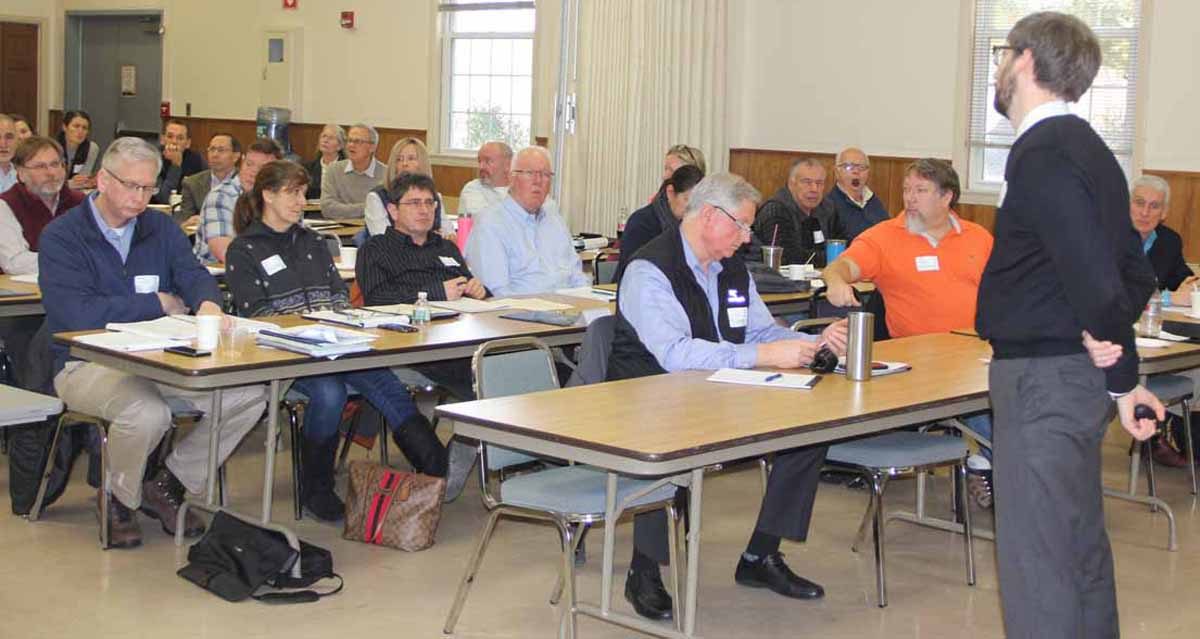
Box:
[559,0,728,235]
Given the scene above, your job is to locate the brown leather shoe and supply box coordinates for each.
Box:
[141,468,205,537]
[97,489,143,549]
[1150,438,1191,469]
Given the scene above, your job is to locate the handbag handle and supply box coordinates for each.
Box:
[365,470,411,545]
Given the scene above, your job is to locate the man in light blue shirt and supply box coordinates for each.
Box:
[465,146,588,296]
[609,172,849,621]
[193,138,281,264]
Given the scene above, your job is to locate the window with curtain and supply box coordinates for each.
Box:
[438,0,536,153]
[967,0,1141,191]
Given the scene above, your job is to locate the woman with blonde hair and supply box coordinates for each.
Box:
[364,136,445,236]
[303,123,345,200]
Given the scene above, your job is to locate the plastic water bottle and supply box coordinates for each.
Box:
[413,291,432,325]
[1140,290,1162,337]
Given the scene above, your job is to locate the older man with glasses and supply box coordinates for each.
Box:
[823,147,888,243]
[320,122,386,220]
[38,137,267,549]
[465,146,588,296]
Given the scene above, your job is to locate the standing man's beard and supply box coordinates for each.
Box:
[994,66,1014,118]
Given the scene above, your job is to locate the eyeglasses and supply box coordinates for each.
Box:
[992,44,1019,67]
[104,168,157,198]
[397,198,439,209]
[346,138,373,146]
[512,169,555,181]
[713,205,752,236]
[837,162,870,173]
[23,160,65,172]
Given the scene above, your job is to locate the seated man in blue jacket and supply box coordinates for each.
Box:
[39,137,268,549]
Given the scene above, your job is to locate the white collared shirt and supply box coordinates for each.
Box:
[838,183,875,210]
[1015,100,1071,141]
[344,158,383,178]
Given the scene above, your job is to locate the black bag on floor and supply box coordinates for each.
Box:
[8,419,99,516]
[178,511,343,604]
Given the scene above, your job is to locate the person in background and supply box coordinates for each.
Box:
[978,12,1163,636]
[364,137,443,236]
[320,122,385,220]
[457,141,513,218]
[0,114,17,195]
[752,158,843,267]
[223,160,449,521]
[39,137,267,549]
[1127,173,1200,467]
[304,123,345,201]
[11,113,34,140]
[616,164,705,282]
[194,138,282,264]
[823,147,887,243]
[151,119,205,205]
[661,144,707,181]
[0,136,85,274]
[466,146,588,296]
[611,172,848,620]
[56,110,100,190]
[176,133,241,225]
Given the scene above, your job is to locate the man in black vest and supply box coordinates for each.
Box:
[978,12,1163,637]
[609,173,848,620]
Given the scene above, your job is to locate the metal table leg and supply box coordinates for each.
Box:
[262,379,281,523]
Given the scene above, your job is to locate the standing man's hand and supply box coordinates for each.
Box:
[1115,385,1164,441]
[1082,331,1122,369]
[825,281,860,308]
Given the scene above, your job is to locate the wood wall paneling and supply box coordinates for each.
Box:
[1,23,39,131]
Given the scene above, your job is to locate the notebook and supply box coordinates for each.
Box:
[706,369,821,390]
[74,332,186,353]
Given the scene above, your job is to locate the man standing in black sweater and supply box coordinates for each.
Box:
[977,12,1164,638]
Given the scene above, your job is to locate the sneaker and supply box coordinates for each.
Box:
[141,468,205,537]
[967,468,993,510]
[97,489,143,549]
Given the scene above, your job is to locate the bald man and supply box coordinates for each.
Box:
[823,147,888,243]
[458,141,514,218]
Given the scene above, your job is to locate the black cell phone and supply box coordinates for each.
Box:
[165,345,212,357]
[379,323,420,333]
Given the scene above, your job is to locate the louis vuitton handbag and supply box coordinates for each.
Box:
[343,460,446,551]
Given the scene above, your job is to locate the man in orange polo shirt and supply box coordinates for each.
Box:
[824,158,997,506]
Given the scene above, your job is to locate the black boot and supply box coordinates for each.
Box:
[301,436,345,522]
[392,412,448,477]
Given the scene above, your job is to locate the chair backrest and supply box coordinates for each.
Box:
[862,289,890,341]
[322,234,342,261]
[593,250,619,285]
[565,315,616,387]
[471,337,560,473]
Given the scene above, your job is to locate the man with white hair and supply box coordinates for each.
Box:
[457,140,514,218]
[609,172,849,620]
[320,122,386,219]
[823,147,888,243]
[39,137,267,549]
[1131,174,1196,293]
[465,146,588,295]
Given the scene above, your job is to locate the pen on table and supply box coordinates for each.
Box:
[763,373,783,383]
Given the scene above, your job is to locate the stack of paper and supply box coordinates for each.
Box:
[429,298,509,313]
[106,315,278,340]
[492,298,575,312]
[303,307,411,329]
[74,332,186,353]
[554,287,617,302]
[706,368,821,390]
[256,325,377,358]
[8,274,38,284]
[833,361,911,376]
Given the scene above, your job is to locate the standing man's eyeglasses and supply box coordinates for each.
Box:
[992,44,1020,66]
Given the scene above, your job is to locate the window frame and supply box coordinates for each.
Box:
[963,0,1144,194]
[436,1,537,156]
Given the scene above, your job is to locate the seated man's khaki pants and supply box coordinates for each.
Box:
[55,361,268,509]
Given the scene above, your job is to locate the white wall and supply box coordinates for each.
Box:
[1141,0,1200,171]
[727,0,963,159]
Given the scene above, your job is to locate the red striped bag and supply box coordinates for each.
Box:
[343,460,446,551]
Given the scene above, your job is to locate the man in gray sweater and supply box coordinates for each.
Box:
[320,122,386,219]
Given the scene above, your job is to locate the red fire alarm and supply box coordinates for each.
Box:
[160,101,171,118]
[282,0,298,9]
[340,11,355,29]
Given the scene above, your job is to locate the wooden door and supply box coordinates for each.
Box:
[0,22,39,130]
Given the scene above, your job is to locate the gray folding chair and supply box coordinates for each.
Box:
[592,250,620,285]
[824,431,976,607]
[444,336,684,637]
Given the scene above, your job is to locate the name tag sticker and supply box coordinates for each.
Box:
[812,230,825,244]
[261,255,287,276]
[438,256,461,267]
[915,255,940,272]
[728,307,748,328]
[133,274,160,294]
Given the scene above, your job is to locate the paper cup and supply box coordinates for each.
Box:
[338,246,357,269]
[1191,290,1200,317]
[196,315,220,350]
